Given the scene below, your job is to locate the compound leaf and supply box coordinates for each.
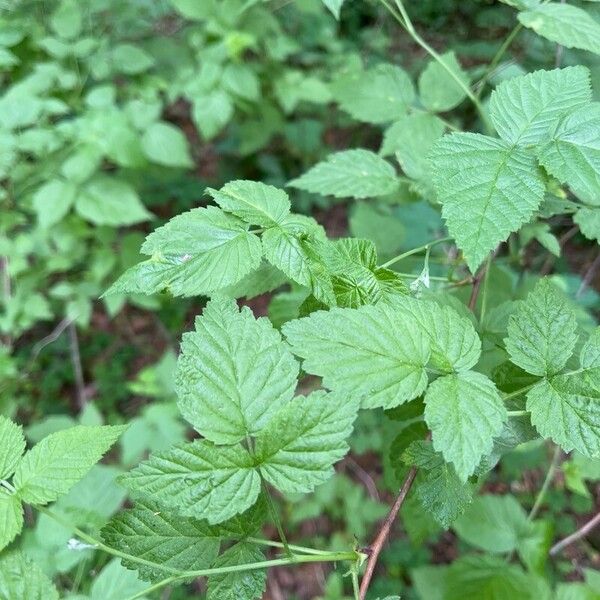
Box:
[0,416,25,480]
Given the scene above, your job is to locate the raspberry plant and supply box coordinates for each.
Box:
[2,0,600,599]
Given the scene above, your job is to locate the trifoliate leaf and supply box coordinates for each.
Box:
[207,543,266,600]
[505,278,578,376]
[176,296,298,444]
[402,441,474,528]
[106,207,262,297]
[574,207,600,243]
[288,150,400,199]
[331,63,415,124]
[490,67,591,145]
[256,391,359,493]
[207,180,290,227]
[0,552,59,600]
[101,497,221,582]
[13,425,125,505]
[536,103,600,205]
[430,132,545,272]
[424,371,507,481]
[282,304,430,409]
[0,416,25,480]
[262,215,335,305]
[0,491,23,552]
[141,122,193,168]
[518,3,600,55]
[418,51,470,112]
[119,440,260,524]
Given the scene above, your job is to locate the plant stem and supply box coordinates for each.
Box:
[359,466,418,599]
[528,445,561,521]
[247,537,331,556]
[263,482,292,557]
[352,569,360,600]
[507,410,529,418]
[478,255,492,324]
[395,272,450,282]
[503,383,536,402]
[380,237,452,269]
[550,512,600,556]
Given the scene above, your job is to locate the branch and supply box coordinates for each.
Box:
[550,511,600,557]
[359,466,418,599]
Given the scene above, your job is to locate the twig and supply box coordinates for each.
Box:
[550,512,600,556]
[529,445,561,521]
[576,251,600,299]
[468,261,488,311]
[68,321,87,410]
[30,317,73,363]
[358,466,418,599]
[345,457,380,502]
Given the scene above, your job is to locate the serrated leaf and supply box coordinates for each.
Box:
[282,304,430,409]
[418,51,470,112]
[207,180,290,227]
[288,150,399,199]
[489,67,591,145]
[331,64,415,124]
[176,296,298,444]
[0,491,23,552]
[0,416,25,480]
[430,132,545,272]
[574,207,600,243]
[106,207,262,297]
[119,440,260,524]
[581,328,600,369]
[518,3,600,55]
[207,543,266,600]
[424,371,507,481]
[536,103,600,205]
[0,552,59,600]
[262,215,335,305]
[141,122,193,168]
[505,278,578,376]
[101,497,221,582]
[13,425,125,505]
[403,441,473,528]
[256,391,358,493]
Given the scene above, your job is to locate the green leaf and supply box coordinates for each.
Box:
[111,44,155,74]
[288,150,399,199]
[119,440,261,524]
[141,122,193,168]
[430,132,545,272]
[32,179,77,228]
[262,215,335,305]
[89,558,148,600]
[207,543,266,600]
[106,207,262,297]
[207,180,290,227]
[381,113,445,180]
[192,90,234,140]
[424,371,507,481]
[0,416,25,480]
[321,0,344,19]
[454,494,531,552]
[282,304,430,409]
[101,498,221,582]
[403,441,474,528]
[418,51,470,112]
[13,425,126,505]
[536,103,600,204]
[176,296,298,444]
[574,207,600,243]
[256,391,359,493]
[76,175,152,226]
[0,491,23,552]
[50,0,82,39]
[0,552,59,600]
[518,3,600,55]
[505,279,578,376]
[490,67,592,145]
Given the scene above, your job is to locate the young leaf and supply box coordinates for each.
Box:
[106,207,262,297]
[288,149,400,199]
[489,67,591,145]
[418,51,470,112]
[0,552,59,600]
[331,63,415,124]
[207,180,290,227]
[283,304,430,409]
[424,371,507,481]
[505,278,578,376]
[256,391,359,493]
[0,491,23,552]
[13,425,125,505]
[536,103,600,205]
[518,3,600,55]
[429,133,545,272]
[207,543,267,600]
[176,296,299,444]
[0,416,25,480]
[101,497,221,581]
[119,440,261,524]
[141,121,193,168]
